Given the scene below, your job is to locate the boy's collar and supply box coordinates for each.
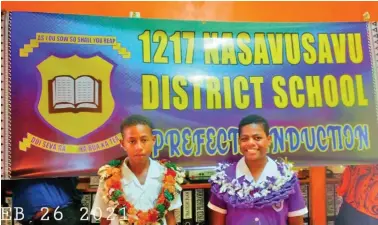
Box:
[121,157,161,184]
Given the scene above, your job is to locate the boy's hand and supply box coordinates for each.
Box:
[165,210,177,225]
[100,218,111,225]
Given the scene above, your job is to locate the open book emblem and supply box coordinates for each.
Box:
[48,75,102,113]
[37,55,115,139]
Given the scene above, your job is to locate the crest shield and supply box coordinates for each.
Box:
[37,55,115,138]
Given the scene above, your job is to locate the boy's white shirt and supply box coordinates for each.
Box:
[91,158,182,225]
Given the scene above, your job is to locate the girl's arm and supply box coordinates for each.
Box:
[210,209,226,225]
[288,216,304,225]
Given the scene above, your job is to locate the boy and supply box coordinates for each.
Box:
[91,115,183,225]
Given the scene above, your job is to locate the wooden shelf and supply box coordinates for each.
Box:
[181,183,211,190]
[325,178,340,184]
[79,183,212,193]
[78,178,313,193]
[4,178,334,194]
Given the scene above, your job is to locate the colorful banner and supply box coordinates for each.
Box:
[3,11,378,178]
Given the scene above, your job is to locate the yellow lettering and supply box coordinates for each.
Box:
[267,33,283,64]
[206,77,222,109]
[192,80,202,109]
[250,77,264,108]
[254,33,269,64]
[272,76,288,108]
[302,33,316,64]
[289,76,305,108]
[169,31,182,64]
[172,76,188,110]
[138,30,151,63]
[223,77,232,109]
[162,75,170,109]
[183,31,195,64]
[339,74,355,107]
[153,30,169,64]
[318,34,334,64]
[331,34,346,63]
[348,33,363,64]
[285,33,300,64]
[142,75,159,109]
[236,32,252,65]
[323,75,339,107]
[355,75,369,106]
[305,76,323,107]
[221,32,237,65]
[233,76,250,109]
[204,32,219,64]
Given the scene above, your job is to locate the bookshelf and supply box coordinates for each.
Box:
[74,177,335,225]
[76,178,313,193]
[2,177,340,225]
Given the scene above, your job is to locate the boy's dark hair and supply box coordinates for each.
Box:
[120,114,154,136]
[238,114,270,136]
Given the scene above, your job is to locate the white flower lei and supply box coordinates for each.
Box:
[209,160,295,199]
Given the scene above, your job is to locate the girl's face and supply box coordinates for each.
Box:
[238,123,271,162]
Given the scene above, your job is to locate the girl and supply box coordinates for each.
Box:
[208,114,307,225]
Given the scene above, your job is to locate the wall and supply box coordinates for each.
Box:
[2,1,378,22]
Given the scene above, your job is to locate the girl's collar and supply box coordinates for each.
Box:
[236,156,280,183]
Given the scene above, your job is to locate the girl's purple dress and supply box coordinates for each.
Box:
[208,157,308,225]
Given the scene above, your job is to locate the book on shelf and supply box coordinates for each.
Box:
[174,207,182,225]
[81,193,92,224]
[176,188,211,225]
[89,176,100,188]
[187,170,215,183]
[182,189,194,225]
[300,184,309,219]
[91,193,100,224]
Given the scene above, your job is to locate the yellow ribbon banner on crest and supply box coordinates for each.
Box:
[19,133,123,154]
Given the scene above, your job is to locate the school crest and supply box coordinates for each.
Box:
[272,200,284,212]
[36,55,115,138]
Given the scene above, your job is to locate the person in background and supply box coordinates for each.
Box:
[91,114,184,225]
[10,177,83,225]
[1,186,11,224]
[208,114,308,225]
[336,164,378,225]
[1,186,8,207]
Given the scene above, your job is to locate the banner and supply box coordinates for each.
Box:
[2,11,378,178]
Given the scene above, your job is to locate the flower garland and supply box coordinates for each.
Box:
[209,158,298,209]
[98,159,185,225]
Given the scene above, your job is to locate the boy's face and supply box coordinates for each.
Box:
[120,124,155,161]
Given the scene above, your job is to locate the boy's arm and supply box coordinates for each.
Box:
[100,218,111,225]
[165,210,177,225]
[165,191,182,225]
